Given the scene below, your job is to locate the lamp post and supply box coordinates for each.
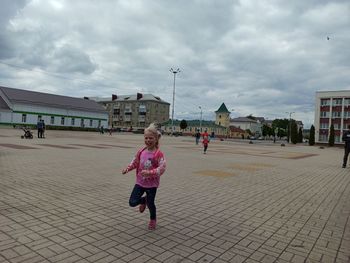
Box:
[170,68,180,135]
[199,106,202,131]
[286,111,295,143]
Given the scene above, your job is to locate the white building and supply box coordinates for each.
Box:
[314,90,350,143]
[0,86,108,129]
[229,117,262,135]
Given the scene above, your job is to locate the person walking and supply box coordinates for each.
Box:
[342,125,350,168]
[202,135,209,154]
[195,129,201,145]
[37,119,43,138]
[122,123,166,230]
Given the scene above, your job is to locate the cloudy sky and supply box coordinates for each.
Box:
[1,0,349,127]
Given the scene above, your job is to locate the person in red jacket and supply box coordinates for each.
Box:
[122,123,166,230]
[202,135,209,154]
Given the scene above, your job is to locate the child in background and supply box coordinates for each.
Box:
[202,135,209,154]
[122,123,166,230]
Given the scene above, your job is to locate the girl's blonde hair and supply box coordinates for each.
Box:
[144,123,161,147]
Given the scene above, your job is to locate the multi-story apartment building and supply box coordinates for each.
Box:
[315,90,350,143]
[102,93,170,129]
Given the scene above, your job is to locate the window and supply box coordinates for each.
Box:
[81,119,84,127]
[71,118,75,125]
[333,123,341,130]
[61,117,65,125]
[332,111,341,118]
[319,134,328,142]
[321,99,330,106]
[320,123,329,129]
[345,99,350,106]
[320,111,329,118]
[50,116,55,124]
[22,114,27,123]
[332,98,342,105]
[89,119,93,126]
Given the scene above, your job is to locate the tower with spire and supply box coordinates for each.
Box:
[215,103,230,128]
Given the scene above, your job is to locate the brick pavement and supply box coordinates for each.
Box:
[0,128,349,263]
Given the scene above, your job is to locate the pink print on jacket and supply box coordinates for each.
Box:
[126,147,166,188]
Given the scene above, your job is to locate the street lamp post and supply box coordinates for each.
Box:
[286,111,295,143]
[170,68,180,135]
[199,106,202,131]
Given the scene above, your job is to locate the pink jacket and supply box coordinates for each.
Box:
[126,147,166,188]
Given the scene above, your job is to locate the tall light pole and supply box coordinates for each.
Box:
[286,111,295,143]
[170,68,180,135]
[199,106,202,131]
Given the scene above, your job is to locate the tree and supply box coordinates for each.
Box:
[309,125,315,145]
[277,127,286,139]
[328,124,335,146]
[180,119,188,131]
[262,124,269,137]
[267,126,274,137]
[298,127,303,143]
[246,114,256,120]
[291,120,298,144]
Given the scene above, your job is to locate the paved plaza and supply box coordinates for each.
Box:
[0,128,349,263]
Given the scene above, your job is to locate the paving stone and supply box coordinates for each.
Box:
[0,129,349,263]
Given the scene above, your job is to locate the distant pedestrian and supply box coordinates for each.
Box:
[202,135,209,154]
[202,129,209,139]
[37,119,43,138]
[122,123,166,230]
[342,125,350,168]
[195,129,201,145]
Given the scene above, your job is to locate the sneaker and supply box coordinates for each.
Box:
[139,198,147,213]
[342,165,346,168]
[148,219,157,230]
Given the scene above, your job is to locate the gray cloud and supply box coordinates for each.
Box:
[0,0,349,128]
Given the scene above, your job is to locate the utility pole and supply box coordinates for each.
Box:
[169,68,180,135]
[199,106,202,131]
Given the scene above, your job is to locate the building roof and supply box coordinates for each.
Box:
[229,126,245,133]
[255,117,265,122]
[215,103,230,113]
[103,93,170,104]
[0,96,10,110]
[0,86,107,113]
[230,117,258,123]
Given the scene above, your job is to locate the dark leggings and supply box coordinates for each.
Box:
[129,184,157,220]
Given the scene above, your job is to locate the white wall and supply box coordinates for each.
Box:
[0,110,13,123]
[6,103,108,128]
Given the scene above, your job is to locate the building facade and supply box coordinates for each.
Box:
[314,90,350,143]
[102,93,170,130]
[161,120,227,137]
[215,103,231,128]
[229,117,262,136]
[0,86,108,129]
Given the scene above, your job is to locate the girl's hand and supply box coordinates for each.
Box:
[122,168,128,174]
[141,170,150,177]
